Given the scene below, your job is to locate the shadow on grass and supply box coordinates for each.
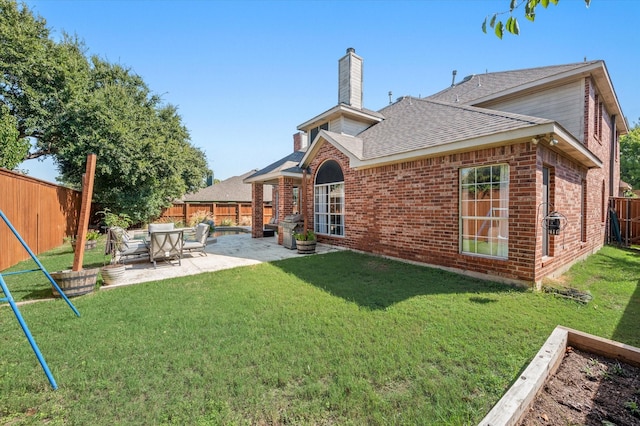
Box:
[612,281,640,346]
[604,247,640,346]
[272,251,525,310]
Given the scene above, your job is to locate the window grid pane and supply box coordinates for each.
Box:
[314,183,344,236]
[460,164,509,258]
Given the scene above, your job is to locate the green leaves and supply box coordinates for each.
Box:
[484,0,588,39]
[620,121,640,191]
[482,14,517,39]
[1,0,208,222]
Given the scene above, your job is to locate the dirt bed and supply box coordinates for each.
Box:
[519,347,640,425]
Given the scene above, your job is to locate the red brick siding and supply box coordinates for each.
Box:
[251,183,264,238]
[306,142,541,283]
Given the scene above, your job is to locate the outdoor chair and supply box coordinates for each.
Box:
[149,230,184,268]
[147,222,174,235]
[183,223,210,256]
[106,227,148,262]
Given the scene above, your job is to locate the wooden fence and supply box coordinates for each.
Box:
[610,197,640,246]
[0,169,82,271]
[158,202,273,227]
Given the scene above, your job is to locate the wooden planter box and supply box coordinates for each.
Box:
[479,326,640,425]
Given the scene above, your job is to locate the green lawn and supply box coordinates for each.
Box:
[1,245,638,425]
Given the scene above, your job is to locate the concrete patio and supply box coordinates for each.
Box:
[106,233,342,289]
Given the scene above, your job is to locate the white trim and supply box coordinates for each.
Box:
[297,104,383,131]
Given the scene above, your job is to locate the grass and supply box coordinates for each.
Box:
[0,244,639,425]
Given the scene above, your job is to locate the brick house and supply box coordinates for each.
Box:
[245,48,627,287]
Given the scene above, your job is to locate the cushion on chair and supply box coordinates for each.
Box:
[148,223,175,234]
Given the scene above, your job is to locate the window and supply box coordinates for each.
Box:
[594,94,603,141]
[309,122,329,144]
[460,164,509,258]
[314,160,344,236]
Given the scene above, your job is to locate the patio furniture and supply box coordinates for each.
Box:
[106,227,148,262]
[149,230,184,268]
[148,222,174,235]
[183,223,210,256]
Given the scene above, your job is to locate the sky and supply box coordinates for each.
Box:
[18,0,640,184]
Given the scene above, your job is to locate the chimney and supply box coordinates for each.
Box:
[293,132,307,152]
[338,47,363,109]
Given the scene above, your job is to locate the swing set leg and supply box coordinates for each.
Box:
[1,276,58,390]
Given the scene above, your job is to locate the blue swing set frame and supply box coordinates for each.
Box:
[0,209,80,390]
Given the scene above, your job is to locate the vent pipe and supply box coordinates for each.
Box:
[451,70,457,87]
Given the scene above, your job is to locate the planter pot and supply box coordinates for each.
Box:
[296,240,317,254]
[101,264,126,285]
[50,268,99,297]
[71,240,98,251]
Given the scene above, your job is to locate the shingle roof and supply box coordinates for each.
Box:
[244,150,305,182]
[355,97,553,159]
[182,170,272,203]
[427,61,602,105]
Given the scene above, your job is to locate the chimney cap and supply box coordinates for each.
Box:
[346,47,356,54]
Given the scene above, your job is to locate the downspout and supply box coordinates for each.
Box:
[607,115,617,245]
[609,114,617,196]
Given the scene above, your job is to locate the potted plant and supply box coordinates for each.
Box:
[293,229,317,254]
[71,229,100,251]
[98,209,133,285]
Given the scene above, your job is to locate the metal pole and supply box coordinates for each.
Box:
[0,210,80,317]
[0,275,58,390]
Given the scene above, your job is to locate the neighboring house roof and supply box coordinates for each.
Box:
[620,180,632,190]
[182,170,272,203]
[244,150,306,185]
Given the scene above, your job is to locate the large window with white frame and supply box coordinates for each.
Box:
[460,164,509,258]
[314,160,344,237]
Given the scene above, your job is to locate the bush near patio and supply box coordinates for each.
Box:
[0,245,638,424]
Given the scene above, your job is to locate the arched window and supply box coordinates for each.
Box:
[314,160,345,236]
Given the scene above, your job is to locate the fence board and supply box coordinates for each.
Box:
[0,169,82,270]
[611,197,640,246]
[158,202,273,227]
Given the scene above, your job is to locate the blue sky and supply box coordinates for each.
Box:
[20,0,639,184]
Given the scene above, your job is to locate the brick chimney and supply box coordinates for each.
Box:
[338,47,363,110]
[293,132,307,152]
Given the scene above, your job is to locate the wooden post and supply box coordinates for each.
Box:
[72,154,97,272]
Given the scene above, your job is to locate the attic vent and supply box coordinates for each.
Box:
[462,74,475,83]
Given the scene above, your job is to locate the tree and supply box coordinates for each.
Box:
[0,105,30,169]
[1,0,208,222]
[0,0,89,157]
[54,58,208,222]
[483,0,592,39]
[620,121,640,191]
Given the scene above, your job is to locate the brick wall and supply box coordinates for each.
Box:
[305,122,616,286]
[305,142,542,283]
